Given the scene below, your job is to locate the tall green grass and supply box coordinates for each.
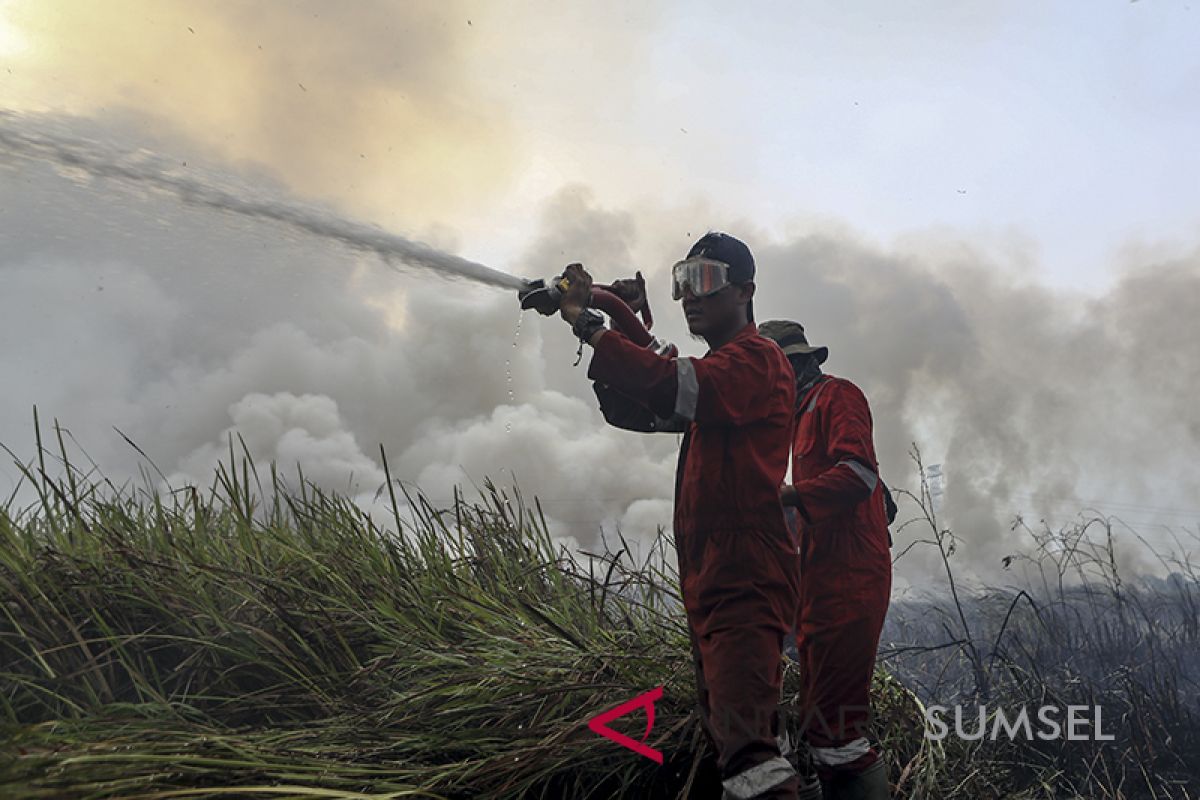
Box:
[1,426,1196,798]
[1,421,718,799]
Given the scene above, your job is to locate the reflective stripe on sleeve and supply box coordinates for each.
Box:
[810,737,871,766]
[839,459,879,493]
[674,357,699,420]
[721,756,796,799]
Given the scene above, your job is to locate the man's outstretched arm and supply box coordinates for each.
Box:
[592,382,689,433]
[559,263,785,427]
[559,263,682,422]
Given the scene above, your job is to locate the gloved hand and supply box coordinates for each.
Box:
[559,263,593,325]
[608,271,647,314]
[781,484,812,523]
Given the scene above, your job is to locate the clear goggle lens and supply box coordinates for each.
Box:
[671,258,731,300]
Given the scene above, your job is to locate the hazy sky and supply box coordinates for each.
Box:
[2,1,1198,585]
[5,1,1198,289]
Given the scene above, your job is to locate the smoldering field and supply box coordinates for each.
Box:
[3,115,1200,797]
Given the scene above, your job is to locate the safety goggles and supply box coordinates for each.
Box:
[671,257,732,300]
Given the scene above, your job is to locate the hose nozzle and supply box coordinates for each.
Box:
[518,275,572,316]
[517,272,659,350]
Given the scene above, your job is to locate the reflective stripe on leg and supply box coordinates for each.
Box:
[721,756,796,799]
[809,737,871,766]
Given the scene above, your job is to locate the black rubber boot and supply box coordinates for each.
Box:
[819,758,889,800]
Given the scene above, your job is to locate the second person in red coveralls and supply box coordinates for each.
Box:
[558,232,802,799]
[758,320,892,800]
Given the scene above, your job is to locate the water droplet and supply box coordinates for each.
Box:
[506,311,522,426]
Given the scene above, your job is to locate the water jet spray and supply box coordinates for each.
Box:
[1,111,666,351]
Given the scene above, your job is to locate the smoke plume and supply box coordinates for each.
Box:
[3,109,1198,587]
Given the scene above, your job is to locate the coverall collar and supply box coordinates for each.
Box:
[795,363,825,396]
[706,321,759,356]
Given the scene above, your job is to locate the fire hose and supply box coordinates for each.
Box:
[518,273,676,356]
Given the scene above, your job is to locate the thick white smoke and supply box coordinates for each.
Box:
[169,392,387,492]
[3,113,1198,586]
[0,125,680,553]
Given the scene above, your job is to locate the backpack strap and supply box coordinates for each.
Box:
[796,375,832,415]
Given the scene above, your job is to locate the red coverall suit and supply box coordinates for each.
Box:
[788,375,892,777]
[589,323,802,799]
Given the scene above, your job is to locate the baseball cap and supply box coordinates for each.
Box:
[685,231,755,283]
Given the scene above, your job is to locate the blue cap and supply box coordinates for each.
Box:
[686,231,755,283]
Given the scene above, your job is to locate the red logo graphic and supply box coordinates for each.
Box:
[586,686,664,763]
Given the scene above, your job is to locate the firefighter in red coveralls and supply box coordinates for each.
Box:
[758,320,892,800]
[558,232,803,799]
